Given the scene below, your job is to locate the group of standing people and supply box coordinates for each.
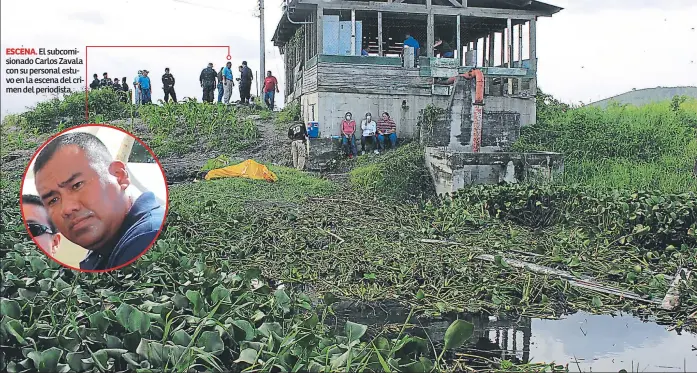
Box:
[89,72,130,103]
[91,61,280,109]
[200,61,258,105]
[132,68,177,105]
[90,68,173,106]
[340,112,398,158]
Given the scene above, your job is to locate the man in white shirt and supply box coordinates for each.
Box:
[133,70,143,105]
[360,112,379,155]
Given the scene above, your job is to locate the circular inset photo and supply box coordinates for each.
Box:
[20,124,168,272]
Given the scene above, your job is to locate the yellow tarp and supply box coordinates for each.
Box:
[204,159,279,182]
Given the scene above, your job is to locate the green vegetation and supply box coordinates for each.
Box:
[1,90,262,160]
[350,142,434,201]
[274,101,301,131]
[124,99,260,157]
[514,92,697,192]
[1,175,495,373]
[2,88,695,372]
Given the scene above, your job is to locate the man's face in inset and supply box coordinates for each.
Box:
[23,203,60,256]
[35,145,131,251]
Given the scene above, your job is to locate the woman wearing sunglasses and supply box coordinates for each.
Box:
[22,194,61,256]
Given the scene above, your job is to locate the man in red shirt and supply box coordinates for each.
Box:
[263,71,280,110]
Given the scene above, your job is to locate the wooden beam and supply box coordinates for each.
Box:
[517,23,523,92]
[486,32,495,94]
[481,35,487,68]
[316,5,323,55]
[447,0,461,7]
[499,29,504,95]
[507,18,513,95]
[529,17,537,95]
[351,9,357,56]
[456,14,461,66]
[299,0,540,19]
[488,31,495,67]
[462,0,467,6]
[378,12,383,56]
[427,0,434,58]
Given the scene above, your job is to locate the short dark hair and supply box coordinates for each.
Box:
[242,61,248,66]
[33,132,113,176]
[103,72,108,76]
[93,74,98,78]
[22,194,57,233]
[165,67,170,71]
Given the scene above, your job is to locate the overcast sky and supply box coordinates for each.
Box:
[1,0,696,119]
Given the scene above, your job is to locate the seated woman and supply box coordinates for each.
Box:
[340,111,358,158]
[376,112,398,151]
[360,112,380,155]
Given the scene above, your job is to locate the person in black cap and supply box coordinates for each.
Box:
[90,74,100,90]
[100,72,110,88]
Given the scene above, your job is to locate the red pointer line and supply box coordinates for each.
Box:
[84,45,232,120]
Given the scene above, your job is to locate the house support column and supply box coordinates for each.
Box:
[518,23,523,93]
[456,14,461,65]
[427,0,434,58]
[316,6,324,55]
[529,17,537,95]
[378,12,383,56]
[507,18,513,95]
[351,9,357,55]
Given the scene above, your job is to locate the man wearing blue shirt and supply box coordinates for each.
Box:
[222,61,235,104]
[402,32,420,65]
[33,132,165,271]
[138,70,152,104]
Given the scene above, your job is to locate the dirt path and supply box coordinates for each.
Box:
[236,116,292,167]
[159,116,293,183]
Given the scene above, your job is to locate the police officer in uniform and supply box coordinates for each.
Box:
[199,63,218,103]
[162,68,177,103]
[287,122,309,170]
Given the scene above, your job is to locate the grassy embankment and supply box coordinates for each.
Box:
[514,91,697,193]
[1,88,695,372]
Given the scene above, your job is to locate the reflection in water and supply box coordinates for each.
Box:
[330,302,697,371]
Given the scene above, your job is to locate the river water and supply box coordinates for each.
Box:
[329,302,697,372]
